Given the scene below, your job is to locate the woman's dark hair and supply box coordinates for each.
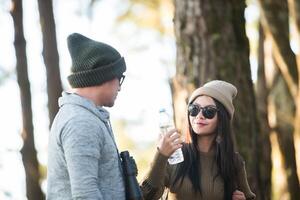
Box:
[172,97,238,200]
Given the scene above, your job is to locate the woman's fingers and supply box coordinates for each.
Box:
[168,131,183,147]
[164,128,177,136]
[157,129,183,157]
[232,190,246,200]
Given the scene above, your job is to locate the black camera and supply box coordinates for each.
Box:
[120,151,143,200]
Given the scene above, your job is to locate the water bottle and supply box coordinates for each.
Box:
[158,108,184,165]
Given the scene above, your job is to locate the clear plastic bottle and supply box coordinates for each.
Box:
[158,108,184,165]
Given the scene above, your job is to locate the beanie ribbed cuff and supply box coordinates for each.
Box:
[68,57,126,88]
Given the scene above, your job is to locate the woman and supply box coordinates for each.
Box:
[141,80,256,200]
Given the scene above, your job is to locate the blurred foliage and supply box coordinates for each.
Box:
[88,0,174,35]
[113,119,157,181]
[117,0,174,35]
[0,67,12,85]
[39,163,47,182]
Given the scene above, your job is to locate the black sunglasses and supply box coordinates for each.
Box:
[118,75,125,86]
[188,104,218,119]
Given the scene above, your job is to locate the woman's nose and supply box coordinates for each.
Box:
[195,109,204,119]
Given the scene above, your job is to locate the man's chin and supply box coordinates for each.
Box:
[105,102,115,107]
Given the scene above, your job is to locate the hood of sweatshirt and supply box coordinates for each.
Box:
[58,92,110,121]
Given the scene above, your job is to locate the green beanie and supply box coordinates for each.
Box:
[188,80,237,119]
[67,33,126,88]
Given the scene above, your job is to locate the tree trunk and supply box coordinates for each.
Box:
[255,23,272,200]
[290,0,300,76]
[290,0,300,154]
[173,0,263,198]
[10,0,44,199]
[292,0,300,32]
[259,0,300,198]
[37,0,62,127]
[259,0,300,137]
[259,0,298,97]
[271,70,300,200]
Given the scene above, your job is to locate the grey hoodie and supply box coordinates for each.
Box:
[47,92,125,200]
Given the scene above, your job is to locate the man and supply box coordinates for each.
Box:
[47,33,126,200]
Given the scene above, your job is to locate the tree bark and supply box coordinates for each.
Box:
[291,0,300,30]
[173,0,263,198]
[37,0,62,127]
[10,0,44,199]
[290,0,300,149]
[271,75,300,200]
[259,0,300,198]
[259,0,298,98]
[255,23,272,200]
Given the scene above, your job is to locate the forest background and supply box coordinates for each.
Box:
[0,0,300,200]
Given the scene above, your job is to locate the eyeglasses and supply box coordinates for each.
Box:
[188,104,218,119]
[118,75,125,86]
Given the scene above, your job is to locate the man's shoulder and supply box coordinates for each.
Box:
[59,103,101,122]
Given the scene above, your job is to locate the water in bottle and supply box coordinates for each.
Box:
[158,108,184,165]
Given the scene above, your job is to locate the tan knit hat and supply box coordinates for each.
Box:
[188,80,237,119]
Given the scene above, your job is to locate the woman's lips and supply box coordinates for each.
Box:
[195,121,208,126]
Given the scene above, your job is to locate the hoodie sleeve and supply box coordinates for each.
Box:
[60,117,104,200]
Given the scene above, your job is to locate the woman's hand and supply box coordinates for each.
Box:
[232,190,246,200]
[157,128,183,157]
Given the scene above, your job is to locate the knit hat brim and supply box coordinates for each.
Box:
[68,57,126,88]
